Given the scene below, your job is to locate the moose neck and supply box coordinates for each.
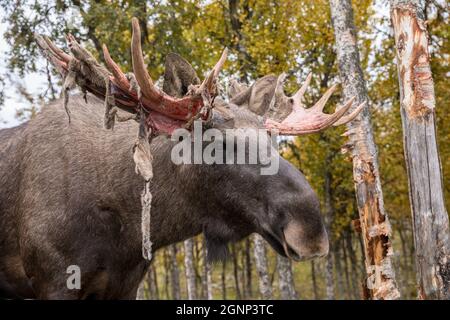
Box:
[109,135,207,251]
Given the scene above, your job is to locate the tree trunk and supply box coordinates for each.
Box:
[244,238,253,298]
[325,252,335,300]
[149,264,159,300]
[334,243,345,299]
[390,0,450,300]
[228,0,255,80]
[230,243,242,299]
[169,244,181,300]
[329,0,400,299]
[398,226,409,273]
[341,237,352,298]
[276,255,298,300]
[324,156,335,300]
[310,261,319,299]
[253,234,273,299]
[202,238,213,300]
[184,238,197,300]
[221,260,227,300]
[163,248,170,299]
[346,232,360,299]
[136,275,146,300]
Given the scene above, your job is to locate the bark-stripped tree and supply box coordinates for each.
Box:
[184,238,197,300]
[329,0,400,299]
[390,0,450,300]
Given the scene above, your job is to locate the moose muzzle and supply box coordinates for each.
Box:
[282,220,329,261]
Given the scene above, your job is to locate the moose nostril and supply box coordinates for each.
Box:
[283,220,329,260]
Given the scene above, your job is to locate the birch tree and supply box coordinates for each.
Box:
[324,152,335,300]
[329,0,400,299]
[136,277,146,300]
[184,238,197,300]
[390,0,450,300]
[253,234,273,299]
[230,244,242,299]
[244,239,253,298]
[202,238,213,300]
[276,256,298,300]
[169,244,181,300]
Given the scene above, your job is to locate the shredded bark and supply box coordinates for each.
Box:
[392,4,435,119]
[127,73,142,99]
[391,0,450,299]
[141,180,153,260]
[133,109,154,260]
[367,257,399,300]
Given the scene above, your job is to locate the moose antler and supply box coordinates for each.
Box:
[127,18,227,120]
[36,17,363,136]
[35,17,227,134]
[264,73,365,135]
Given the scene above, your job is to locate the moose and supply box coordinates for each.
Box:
[0,19,363,299]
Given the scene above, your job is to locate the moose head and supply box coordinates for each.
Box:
[34,18,363,263]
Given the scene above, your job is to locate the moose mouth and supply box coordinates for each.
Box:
[261,228,302,262]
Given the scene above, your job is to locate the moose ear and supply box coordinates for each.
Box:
[247,75,278,115]
[163,53,200,98]
[229,79,249,98]
[230,75,278,116]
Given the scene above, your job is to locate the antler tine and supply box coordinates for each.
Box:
[265,96,358,135]
[34,34,69,73]
[131,17,161,101]
[321,96,355,128]
[213,48,228,78]
[43,36,72,63]
[292,72,312,104]
[65,34,79,54]
[333,100,365,126]
[264,68,365,136]
[274,73,288,95]
[198,48,228,94]
[35,19,231,134]
[102,44,131,91]
[311,84,338,112]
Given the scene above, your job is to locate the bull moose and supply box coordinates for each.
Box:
[0,18,363,299]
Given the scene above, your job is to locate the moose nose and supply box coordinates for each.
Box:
[282,220,329,261]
